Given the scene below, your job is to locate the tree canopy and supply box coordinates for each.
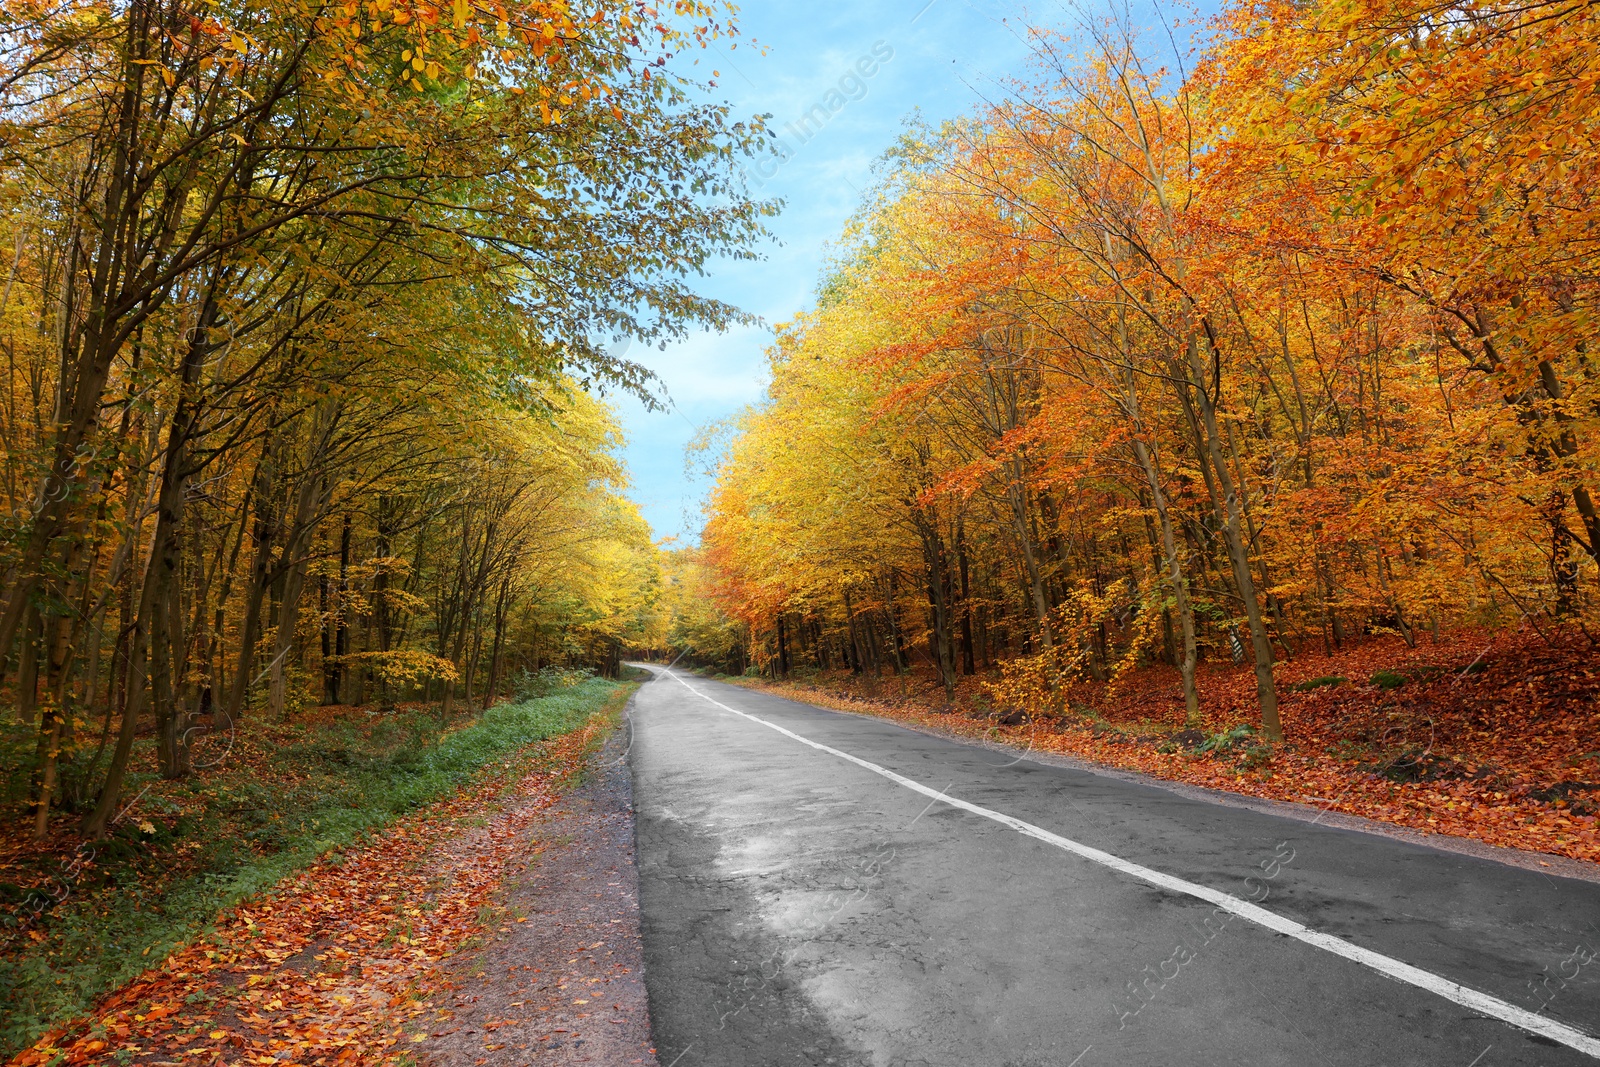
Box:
[702,0,1600,739]
[0,0,771,837]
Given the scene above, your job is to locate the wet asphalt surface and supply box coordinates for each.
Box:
[627,665,1600,1067]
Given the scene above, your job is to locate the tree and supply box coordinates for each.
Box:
[0,0,772,838]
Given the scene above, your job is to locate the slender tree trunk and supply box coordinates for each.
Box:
[16,608,38,723]
[319,569,333,701]
[149,285,222,778]
[1101,231,1200,725]
[32,712,61,839]
[1133,438,1201,726]
[956,516,976,676]
[270,554,310,720]
[486,570,512,702]
[333,513,350,699]
[916,510,958,698]
[1180,328,1281,740]
[1006,462,1053,649]
[842,588,866,676]
[83,374,201,832]
[228,447,278,719]
[884,570,909,674]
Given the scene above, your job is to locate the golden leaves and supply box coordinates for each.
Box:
[702,0,1600,755]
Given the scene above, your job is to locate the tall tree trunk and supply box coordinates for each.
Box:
[82,317,209,832]
[884,570,909,674]
[1006,459,1054,650]
[333,512,350,699]
[486,569,512,702]
[16,607,39,724]
[32,713,61,839]
[149,285,221,778]
[269,553,310,720]
[1134,437,1201,726]
[319,570,333,702]
[1180,327,1282,740]
[956,516,976,676]
[916,509,957,698]
[1102,233,1200,725]
[227,446,279,719]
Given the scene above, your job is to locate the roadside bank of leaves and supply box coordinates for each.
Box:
[8,680,634,1066]
[0,678,625,1056]
[717,630,1599,866]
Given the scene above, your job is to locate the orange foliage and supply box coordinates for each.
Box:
[10,715,612,1066]
[702,0,1600,758]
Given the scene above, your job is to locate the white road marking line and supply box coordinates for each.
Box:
[658,668,1600,1060]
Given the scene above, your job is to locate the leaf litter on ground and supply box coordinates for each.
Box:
[727,629,1599,866]
[10,686,633,1066]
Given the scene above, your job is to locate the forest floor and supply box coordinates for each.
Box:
[1,675,645,1064]
[717,627,1600,867]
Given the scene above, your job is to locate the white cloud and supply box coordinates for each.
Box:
[612,0,1039,544]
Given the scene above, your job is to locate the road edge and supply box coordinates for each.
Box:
[700,670,1600,886]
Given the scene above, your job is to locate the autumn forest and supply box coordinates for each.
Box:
[694,2,1599,764]
[0,0,769,837]
[2,0,1599,1060]
[674,0,1600,876]
[0,0,771,1052]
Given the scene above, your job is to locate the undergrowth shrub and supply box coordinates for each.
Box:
[1291,676,1347,692]
[511,665,595,702]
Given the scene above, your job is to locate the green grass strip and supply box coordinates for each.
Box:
[0,677,629,1057]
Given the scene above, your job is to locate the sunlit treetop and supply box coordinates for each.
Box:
[0,0,743,124]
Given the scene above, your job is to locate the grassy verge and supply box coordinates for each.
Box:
[0,676,632,1058]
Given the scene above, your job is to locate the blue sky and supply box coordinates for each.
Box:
[612,0,1046,545]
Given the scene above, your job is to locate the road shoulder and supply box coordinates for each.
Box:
[425,705,659,1066]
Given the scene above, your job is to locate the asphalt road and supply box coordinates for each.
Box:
[627,664,1600,1067]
